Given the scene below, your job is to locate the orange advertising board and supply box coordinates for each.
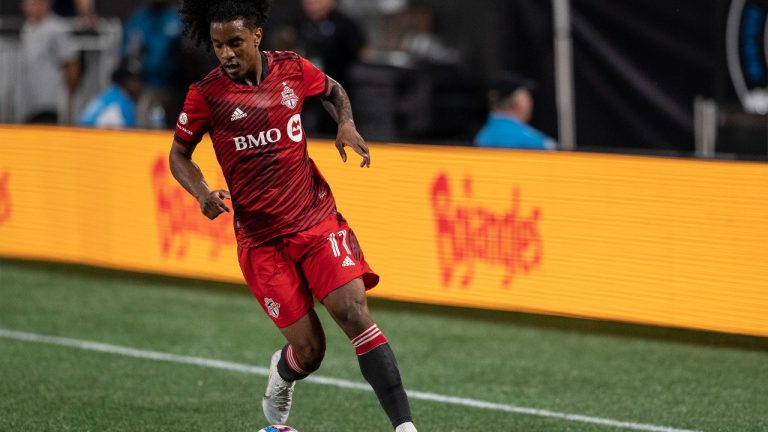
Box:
[1,126,767,337]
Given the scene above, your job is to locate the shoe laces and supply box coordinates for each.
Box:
[271,377,294,410]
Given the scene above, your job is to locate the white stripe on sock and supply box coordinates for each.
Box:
[286,345,306,374]
[351,324,379,345]
[353,329,383,348]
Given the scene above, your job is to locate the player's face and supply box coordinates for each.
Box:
[210,20,263,81]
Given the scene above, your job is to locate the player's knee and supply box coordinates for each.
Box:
[295,341,325,373]
[335,297,372,334]
[325,279,374,336]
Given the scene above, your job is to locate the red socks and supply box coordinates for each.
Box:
[351,324,389,355]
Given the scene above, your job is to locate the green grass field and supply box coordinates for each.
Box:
[1,259,767,432]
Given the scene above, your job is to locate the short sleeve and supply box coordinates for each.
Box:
[301,57,329,98]
[54,21,78,64]
[174,86,211,146]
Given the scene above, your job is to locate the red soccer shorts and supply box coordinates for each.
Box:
[237,212,379,328]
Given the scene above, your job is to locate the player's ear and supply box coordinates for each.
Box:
[253,27,263,47]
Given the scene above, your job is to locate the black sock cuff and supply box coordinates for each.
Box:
[276,344,309,382]
[394,416,414,428]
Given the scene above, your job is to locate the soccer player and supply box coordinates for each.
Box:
[170,1,417,431]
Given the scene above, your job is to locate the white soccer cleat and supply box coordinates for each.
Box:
[395,421,417,432]
[262,350,295,425]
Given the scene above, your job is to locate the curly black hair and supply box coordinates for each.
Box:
[180,0,273,48]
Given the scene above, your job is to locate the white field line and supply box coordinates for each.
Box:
[0,328,702,432]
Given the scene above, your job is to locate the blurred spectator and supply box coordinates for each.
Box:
[79,63,143,129]
[52,0,96,30]
[474,74,557,150]
[296,0,366,88]
[391,7,459,65]
[122,0,183,128]
[292,0,366,134]
[17,0,80,124]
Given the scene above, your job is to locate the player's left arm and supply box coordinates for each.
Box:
[320,77,371,168]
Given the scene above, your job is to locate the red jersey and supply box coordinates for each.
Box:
[174,51,336,247]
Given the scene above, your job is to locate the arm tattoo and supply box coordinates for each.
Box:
[321,78,354,125]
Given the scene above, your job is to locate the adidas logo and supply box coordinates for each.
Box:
[231,108,248,121]
[342,256,355,267]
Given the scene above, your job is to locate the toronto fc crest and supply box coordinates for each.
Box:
[264,297,281,318]
[280,82,299,109]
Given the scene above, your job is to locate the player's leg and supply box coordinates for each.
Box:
[322,280,416,432]
[275,309,326,380]
[263,309,326,424]
[292,213,417,431]
[237,242,324,424]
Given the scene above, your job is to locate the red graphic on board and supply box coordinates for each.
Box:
[430,173,542,289]
[151,158,235,259]
[0,171,11,226]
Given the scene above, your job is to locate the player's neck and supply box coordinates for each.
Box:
[241,53,265,86]
[244,71,259,86]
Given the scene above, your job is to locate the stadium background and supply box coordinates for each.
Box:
[1,0,764,157]
[1,1,767,431]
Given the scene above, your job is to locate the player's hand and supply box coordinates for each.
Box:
[336,121,370,168]
[199,189,231,220]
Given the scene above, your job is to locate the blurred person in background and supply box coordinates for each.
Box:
[79,62,144,128]
[296,0,366,91]
[291,0,366,134]
[17,0,80,124]
[52,0,97,30]
[122,0,183,128]
[474,73,557,150]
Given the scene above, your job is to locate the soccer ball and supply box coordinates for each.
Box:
[258,426,298,432]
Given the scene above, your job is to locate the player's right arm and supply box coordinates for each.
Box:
[169,86,230,220]
[169,141,230,220]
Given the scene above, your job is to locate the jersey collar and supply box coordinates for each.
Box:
[228,51,270,86]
